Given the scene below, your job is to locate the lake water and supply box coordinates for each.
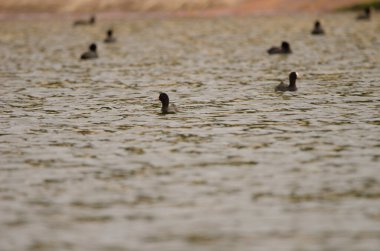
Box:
[0,13,379,251]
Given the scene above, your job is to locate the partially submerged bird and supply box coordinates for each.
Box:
[357,7,371,20]
[275,72,299,92]
[267,41,292,54]
[159,93,178,114]
[311,20,325,35]
[104,29,116,43]
[73,16,96,26]
[80,43,98,60]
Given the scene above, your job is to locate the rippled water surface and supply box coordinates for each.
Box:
[0,13,380,251]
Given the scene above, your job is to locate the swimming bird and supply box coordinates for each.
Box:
[73,15,96,26]
[357,7,371,20]
[104,29,116,43]
[80,43,98,60]
[275,72,299,92]
[311,20,325,35]
[267,41,292,54]
[159,93,177,114]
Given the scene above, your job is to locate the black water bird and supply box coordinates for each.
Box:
[357,7,371,20]
[311,20,325,35]
[80,43,98,60]
[73,15,96,26]
[275,72,299,92]
[267,41,292,54]
[159,93,177,114]
[104,29,116,43]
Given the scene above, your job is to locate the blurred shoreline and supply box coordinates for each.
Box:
[0,0,375,19]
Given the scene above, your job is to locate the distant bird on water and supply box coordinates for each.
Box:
[311,20,325,35]
[159,93,177,114]
[267,41,292,54]
[275,72,299,92]
[73,15,96,26]
[104,29,116,43]
[357,7,371,20]
[80,43,98,60]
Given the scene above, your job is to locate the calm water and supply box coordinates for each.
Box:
[0,13,380,251]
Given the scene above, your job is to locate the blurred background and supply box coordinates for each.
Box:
[0,0,377,14]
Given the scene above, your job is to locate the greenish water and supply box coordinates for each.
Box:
[0,13,379,251]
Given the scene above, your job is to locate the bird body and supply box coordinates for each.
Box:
[80,43,98,60]
[268,41,292,54]
[357,7,371,20]
[162,104,178,114]
[311,21,325,35]
[275,72,299,92]
[104,29,116,43]
[74,16,95,26]
[159,93,178,114]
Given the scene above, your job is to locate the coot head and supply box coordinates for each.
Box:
[107,29,113,37]
[365,7,371,16]
[289,72,298,87]
[281,41,291,52]
[289,72,298,80]
[159,92,169,107]
[89,43,97,52]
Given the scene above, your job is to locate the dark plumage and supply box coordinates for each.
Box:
[104,29,116,43]
[275,72,299,92]
[80,43,98,60]
[311,20,325,35]
[267,41,292,54]
[357,7,371,20]
[73,16,96,26]
[159,93,177,114]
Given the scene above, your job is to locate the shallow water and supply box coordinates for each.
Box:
[0,13,380,251]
